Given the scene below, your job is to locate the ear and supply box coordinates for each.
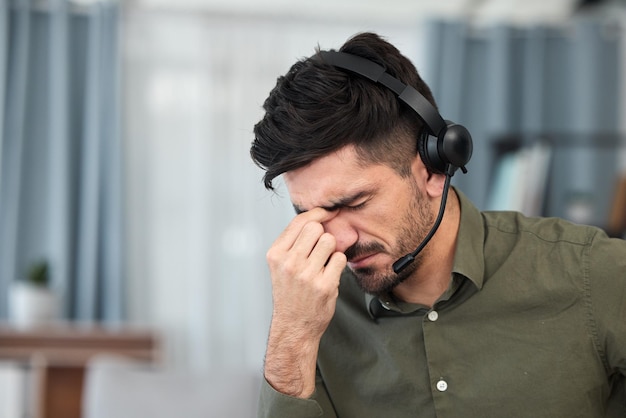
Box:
[411,155,446,198]
[425,172,446,198]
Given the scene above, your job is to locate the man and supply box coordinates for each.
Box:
[250,32,626,417]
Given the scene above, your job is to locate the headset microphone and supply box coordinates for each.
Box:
[319,51,473,275]
[392,164,454,274]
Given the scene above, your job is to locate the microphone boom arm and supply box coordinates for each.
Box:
[392,164,455,274]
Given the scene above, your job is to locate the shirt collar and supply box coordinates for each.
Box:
[365,292,428,318]
[452,187,485,290]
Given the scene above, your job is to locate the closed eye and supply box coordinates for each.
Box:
[293,190,374,214]
[344,200,368,211]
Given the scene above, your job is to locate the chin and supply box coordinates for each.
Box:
[351,266,400,295]
[350,258,417,295]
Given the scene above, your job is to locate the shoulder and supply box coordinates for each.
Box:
[482,210,601,246]
[478,211,625,287]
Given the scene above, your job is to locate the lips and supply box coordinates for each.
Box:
[345,242,386,269]
[347,252,378,269]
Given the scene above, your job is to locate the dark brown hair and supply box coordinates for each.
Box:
[251,32,438,190]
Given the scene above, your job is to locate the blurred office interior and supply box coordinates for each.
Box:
[0,0,625,415]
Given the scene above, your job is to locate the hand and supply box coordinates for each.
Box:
[267,207,347,335]
[264,207,347,397]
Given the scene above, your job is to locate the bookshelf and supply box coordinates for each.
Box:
[487,133,626,237]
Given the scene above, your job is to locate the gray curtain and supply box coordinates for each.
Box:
[0,0,123,321]
[423,18,622,226]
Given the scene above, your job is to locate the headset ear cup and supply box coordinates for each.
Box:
[418,130,446,174]
[441,122,473,172]
[418,122,473,175]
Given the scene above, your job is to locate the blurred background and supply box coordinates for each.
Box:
[0,0,625,416]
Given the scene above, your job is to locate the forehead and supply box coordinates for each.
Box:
[283,146,397,210]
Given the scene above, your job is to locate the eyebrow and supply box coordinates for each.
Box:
[292,190,372,215]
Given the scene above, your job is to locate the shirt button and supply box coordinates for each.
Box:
[427,310,439,321]
[436,380,448,392]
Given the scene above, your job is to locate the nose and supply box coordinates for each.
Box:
[322,213,358,254]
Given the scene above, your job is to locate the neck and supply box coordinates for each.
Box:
[392,188,460,307]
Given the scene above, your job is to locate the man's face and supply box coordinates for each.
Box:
[283,145,434,295]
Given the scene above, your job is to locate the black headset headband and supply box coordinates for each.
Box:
[318,50,472,175]
[318,51,446,137]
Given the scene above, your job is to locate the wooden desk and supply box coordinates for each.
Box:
[0,324,160,418]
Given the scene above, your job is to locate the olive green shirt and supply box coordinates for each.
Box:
[258,189,626,417]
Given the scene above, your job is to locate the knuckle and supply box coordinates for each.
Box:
[278,257,298,278]
[302,221,324,236]
[317,232,337,249]
[266,247,279,264]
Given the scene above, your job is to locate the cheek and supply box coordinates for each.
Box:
[354,205,407,246]
[352,182,421,247]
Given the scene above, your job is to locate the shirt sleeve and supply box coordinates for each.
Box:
[586,231,626,376]
[257,370,337,418]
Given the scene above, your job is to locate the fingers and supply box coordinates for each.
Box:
[267,206,347,289]
[307,231,337,268]
[291,232,344,283]
[324,251,347,279]
[291,222,327,262]
[268,208,341,274]
[273,207,338,253]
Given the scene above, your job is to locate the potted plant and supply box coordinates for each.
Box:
[9,260,61,328]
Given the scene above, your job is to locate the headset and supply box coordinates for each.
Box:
[318,50,473,273]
